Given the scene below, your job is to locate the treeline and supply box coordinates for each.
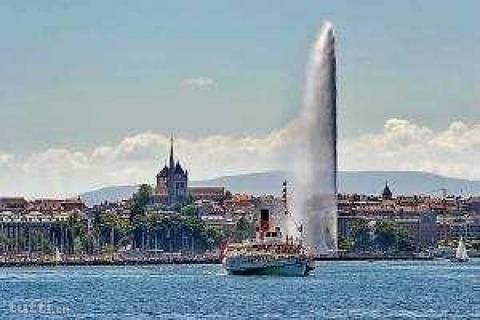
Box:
[339,220,415,253]
[93,185,223,253]
[0,215,88,255]
[85,184,253,254]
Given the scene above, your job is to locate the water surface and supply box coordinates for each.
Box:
[0,259,478,319]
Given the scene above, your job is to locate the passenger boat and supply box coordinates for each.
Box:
[222,241,315,276]
[222,181,315,276]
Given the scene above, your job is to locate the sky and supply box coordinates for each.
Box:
[0,1,479,197]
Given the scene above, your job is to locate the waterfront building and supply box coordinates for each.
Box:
[0,197,28,212]
[0,197,88,254]
[0,210,80,254]
[436,215,480,241]
[31,198,86,213]
[337,212,438,250]
[0,197,86,214]
[393,212,438,249]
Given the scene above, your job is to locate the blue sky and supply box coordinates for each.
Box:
[0,1,479,196]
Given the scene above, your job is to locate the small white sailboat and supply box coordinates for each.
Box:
[451,237,469,263]
[55,247,63,264]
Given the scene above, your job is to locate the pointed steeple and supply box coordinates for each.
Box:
[169,134,174,170]
[382,181,393,200]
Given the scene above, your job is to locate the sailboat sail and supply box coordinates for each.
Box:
[55,248,62,263]
[455,238,469,261]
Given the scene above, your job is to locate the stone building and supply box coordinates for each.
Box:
[152,136,225,207]
[154,136,189,206]
[189,187,225,202]
[0,197,87,254]
[382,182,393,200]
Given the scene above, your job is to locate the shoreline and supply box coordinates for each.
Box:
[0,255,437,268]
[0,259,220,268]
[314,255,434,261]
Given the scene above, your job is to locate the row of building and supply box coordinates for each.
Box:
[0,198,82,254]
[0,141,479,254]
[0,197,86,214]
[0,192,479,253]
[337,183,480,249]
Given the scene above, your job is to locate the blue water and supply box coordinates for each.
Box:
[0,260,478,319]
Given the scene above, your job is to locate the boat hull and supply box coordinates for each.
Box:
[224,256,314,277]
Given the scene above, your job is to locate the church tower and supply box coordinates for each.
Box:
[382,181,393,200]
[156,135,188,206]
[169,134,175,172]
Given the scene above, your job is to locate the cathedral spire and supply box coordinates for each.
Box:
[169,134,174,170]
[382,180,393,200]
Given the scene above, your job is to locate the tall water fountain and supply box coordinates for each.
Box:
[291,22,337,254]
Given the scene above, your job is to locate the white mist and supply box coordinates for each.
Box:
[291,22,338,254]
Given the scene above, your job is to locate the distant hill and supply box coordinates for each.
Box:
[81,185,138,207]
[80,171,480,206]
[191,171,480,197]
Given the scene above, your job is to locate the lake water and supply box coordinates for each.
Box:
[0,260,478,319]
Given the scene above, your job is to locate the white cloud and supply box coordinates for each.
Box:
[23,148,89,174]
[0,153,14,166]
[0,118,479,197]
[340,119,480,180]
[181,77,215,88]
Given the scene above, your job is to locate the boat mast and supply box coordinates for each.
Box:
[282,180,288,216]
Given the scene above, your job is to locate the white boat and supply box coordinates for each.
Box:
[451,237,469,263]
[222,181,315,276]
[55,247,63,263]
[222,238,315,276]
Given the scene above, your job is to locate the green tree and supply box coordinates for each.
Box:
[374,221,397,251]
[204,226,225,248]
[180,204,197,217]
[130,184,152,222]
[29,233,53,254]
[351,219,372,252]
[470,240,480,251]
[374,221,415,253]
[80,233,95,254]
[66,216,90,254]
[338,236,353,251]
[396,228,415,252]
[185,193,195,205]
[232,216,255,241]
[97,213,132,249]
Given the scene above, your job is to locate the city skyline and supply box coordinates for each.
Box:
[1,1,479,196]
